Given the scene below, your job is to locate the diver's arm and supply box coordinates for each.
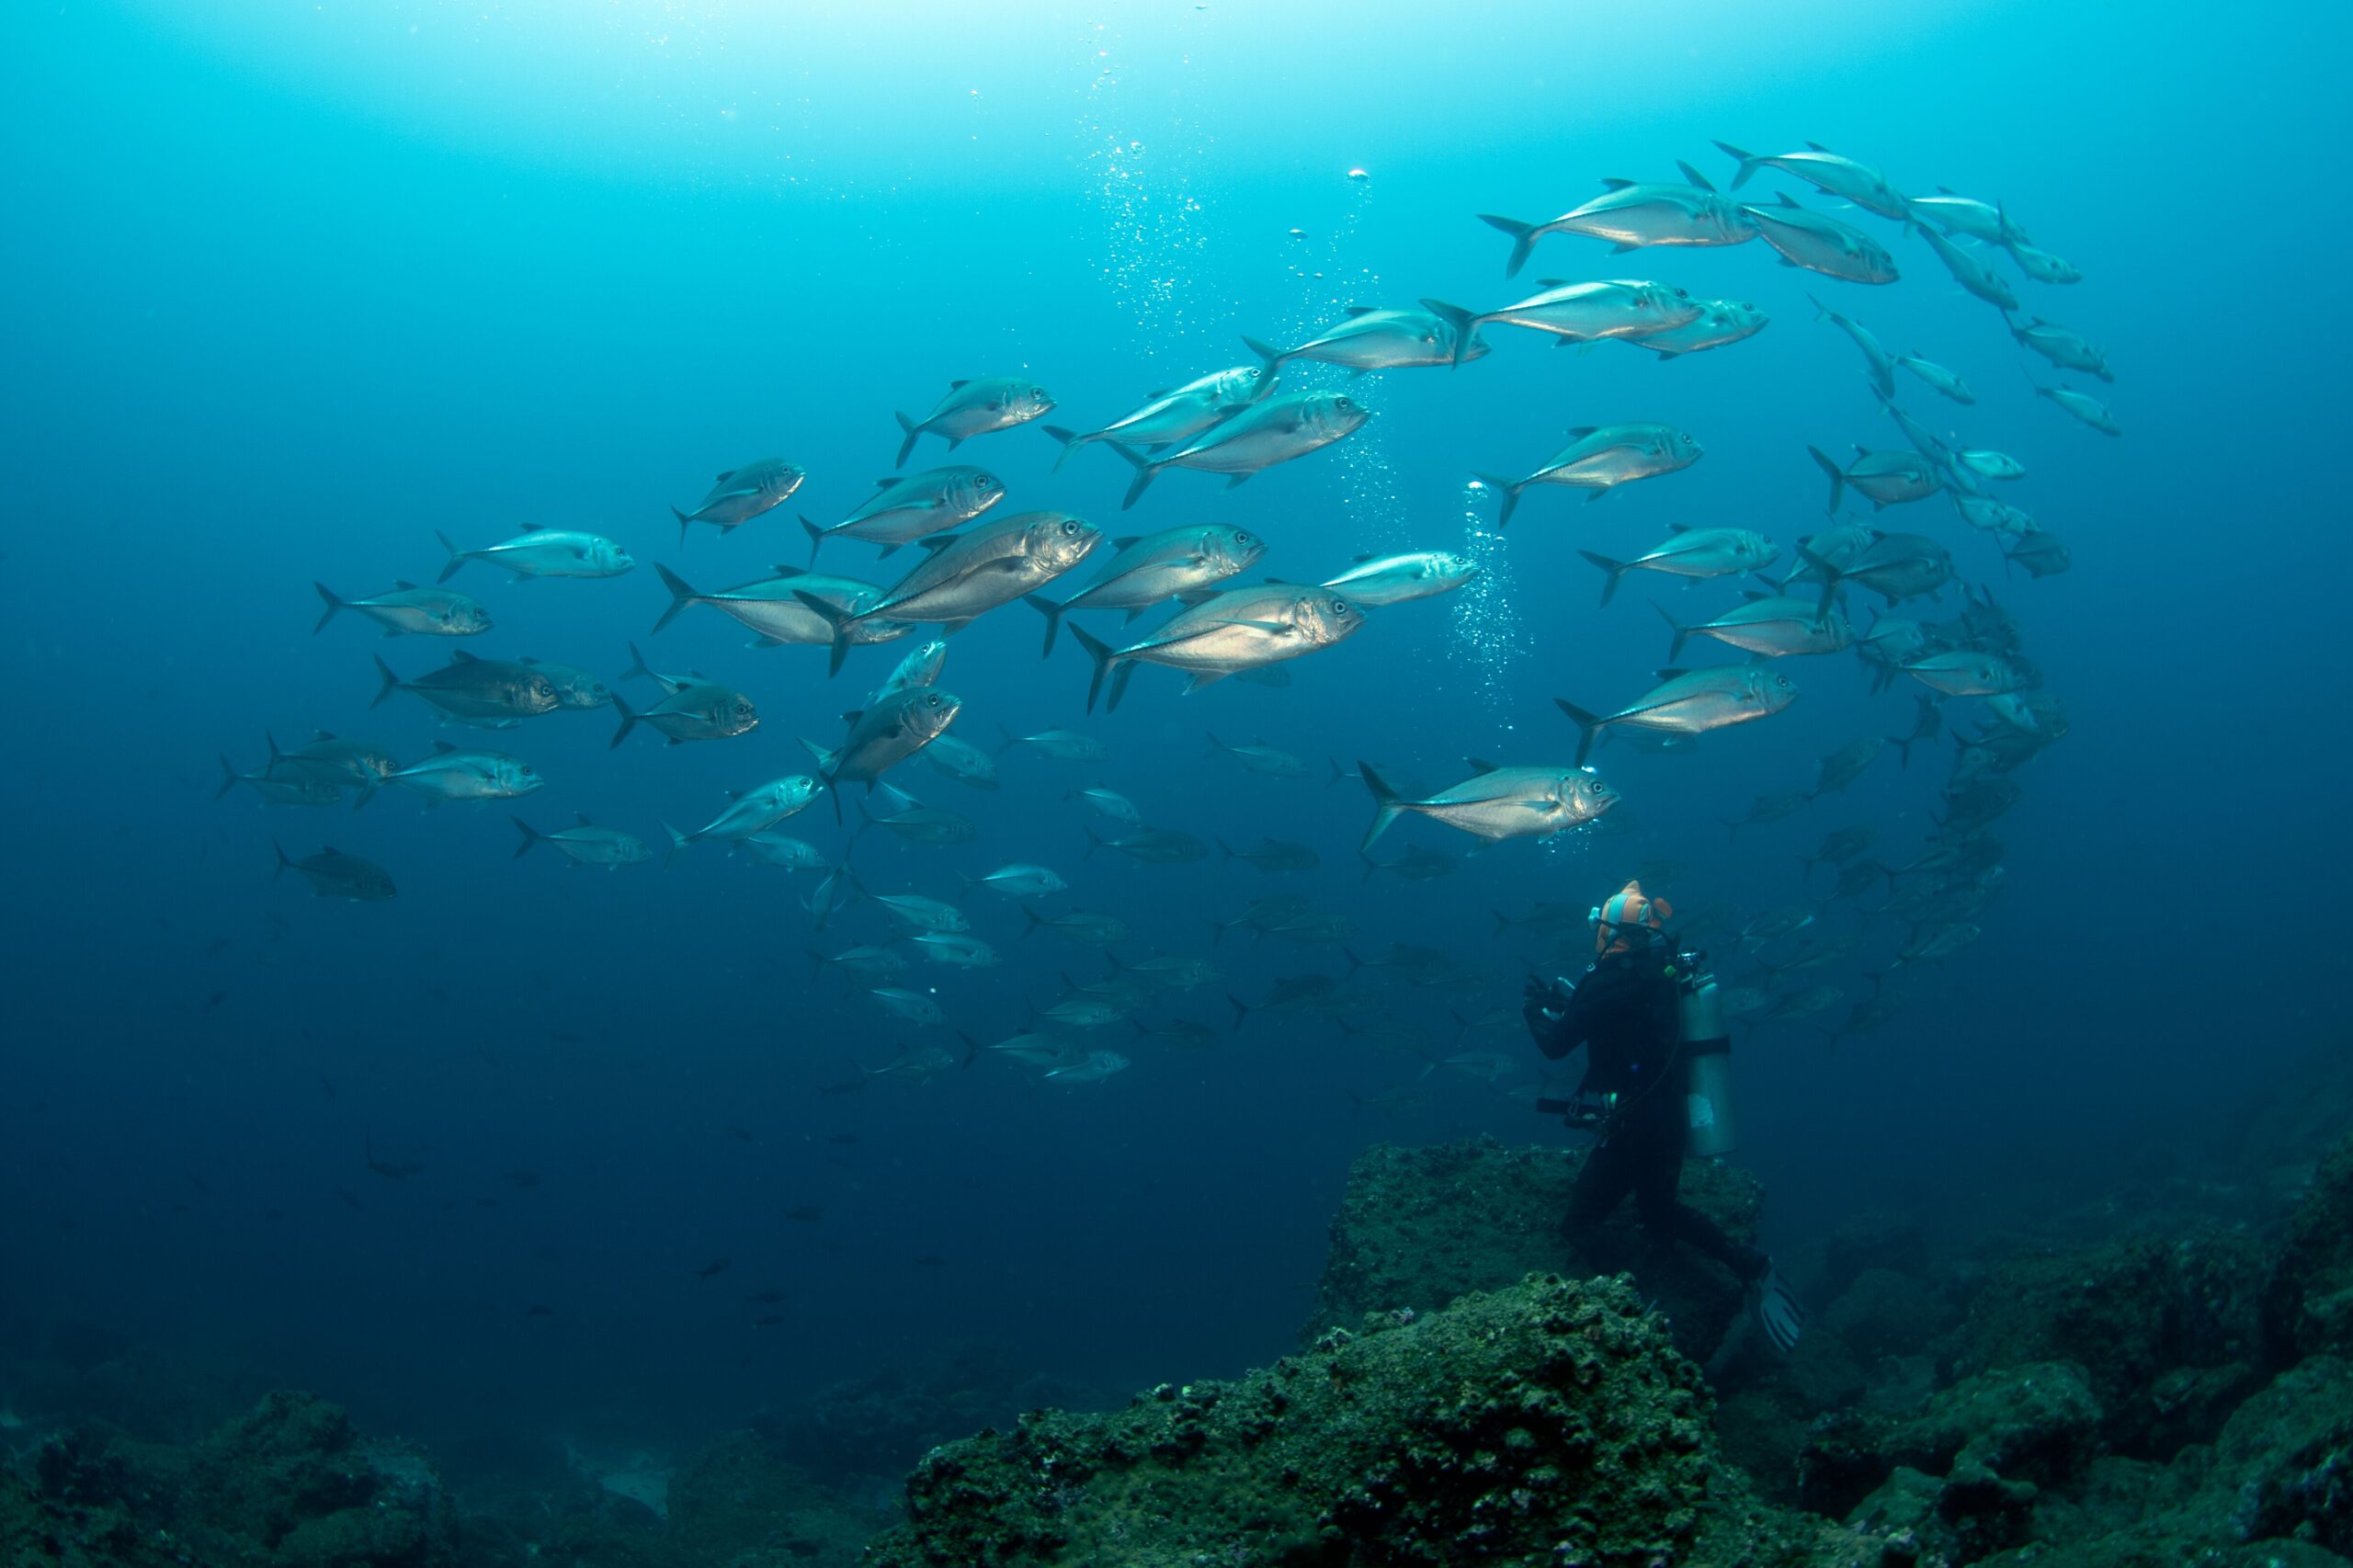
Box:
[1525,972,1591,1061]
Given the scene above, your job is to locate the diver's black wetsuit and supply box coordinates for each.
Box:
[1528,955,1765,1278]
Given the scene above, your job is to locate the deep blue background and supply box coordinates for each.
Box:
[3,0,2344,1456]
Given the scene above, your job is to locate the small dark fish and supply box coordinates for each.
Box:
[754,1314,786,1328]
[526,1304,555,1318]
[914,1255,949,1268]
[696,1256,733,1279]
[748,1289,786,1303]
[784,1204,825,1223]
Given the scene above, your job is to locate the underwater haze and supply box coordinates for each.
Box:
[4,0,2348,1508]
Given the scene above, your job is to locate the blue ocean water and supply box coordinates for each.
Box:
[3,0,2345,1465]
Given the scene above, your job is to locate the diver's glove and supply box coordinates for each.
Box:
[1522,975,1571,1036]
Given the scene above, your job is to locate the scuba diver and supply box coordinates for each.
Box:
[1524,880,1806,1352]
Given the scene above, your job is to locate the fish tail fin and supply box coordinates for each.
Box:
[1651,600,1691,663]
[660,822,688,868]
[790,589,858,679]
[1806,446,1846,515]
[1711,139,1761,187]
[1037,424,1086,475]
[270,837,292,878]
[1065,623,1117,715]
[1103,441,1157,511]
[1019,905,1043,939]
[511,816,543,858]
[434,531,467,584]
[799,514,828,566]
[312,583,345,635]
[1417,298,1481,366]
[608,693,638,750]
[1887,734,1913,769]
[1025,593,1065,657]
[1241,334,1289,384]
[1080,824,1106,860]
[893,411,920,469]
[1475,214,1540,278]
[1472,472,1522,527]
[1553,698,1605,767]
[670,506,692,549]
[651,563,700,635]
[1227,994,1252,1032]
[1357,759,1409,854]
[1490,909,1514,937]
[369,654,401,710]
[215,754,243,801]
[1796,543,1844,622]
[620,641,654,684]
[1576,549,1628,608]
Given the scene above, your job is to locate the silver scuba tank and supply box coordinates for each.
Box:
[1678,960,1736,1159]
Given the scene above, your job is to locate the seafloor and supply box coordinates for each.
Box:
[6,1051,2348,1567]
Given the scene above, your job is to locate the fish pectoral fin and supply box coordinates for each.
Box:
[1216,619,1293,633]
[1181,671,1233,694]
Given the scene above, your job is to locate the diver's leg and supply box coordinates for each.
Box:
[1560,1134,1639,1270]
[1631,1139,1767,1280]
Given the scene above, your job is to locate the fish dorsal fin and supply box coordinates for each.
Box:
[1655,667,1688,681]
[574,812,594,826]
[1853,445,1875,457]
[517,522,544,532]
[1110,535,1141,550]
[1665,522,1689,533]
[1143,387,1170,399]
[1464,756,1501,774]
[948,379,970,390]
[1597,176,1637,190]
[322,845,341,856]
[1742,589,1772,602]
[915,536,960,553]
[449,649,479,663]
[431,740,456,754]
[1777,191,1802,207]
[1343,304,1380,316]
[840,710,865,727]
[1535,278,1570,288]
[313,730,336,740]
[1805,140,1832,152]
[517,656,540,665]
[1177,589,1219,607]
[1936,184,1956,195]
[1565,425,1598,438]
[767,563,805,578]
[1677,160,1716,191]
[714,470,735,483]
[1351,551,1374,562]
[871,476,898,490]
[392,579,417,590]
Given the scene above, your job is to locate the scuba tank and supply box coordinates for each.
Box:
[1677,953,1736,1158]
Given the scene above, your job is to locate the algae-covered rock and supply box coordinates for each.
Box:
[2209,1354,2353,1558]
[1306,1139,1764,1363]
[667,1429,882,1566]
[1887,1361,2102,1487]
[773,1343,1108,1483]
[173,1391,459,1567]
[2264,1133,2353,1363]
[867,1273,1819,1567]
[1956,1226,2267,1455]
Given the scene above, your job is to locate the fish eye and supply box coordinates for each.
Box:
[977,473,995,487]
[1330,600,1351,616]
[1062,520,1080,534]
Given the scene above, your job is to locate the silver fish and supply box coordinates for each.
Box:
[1319,551,1479,608]
[313,581,490,639]
[1620,297,1768,360]
[1743,194,1900,284]
[512,813,647,867]
[1910,188,2026,245]
[371,651,559,721]
[1358,759,1618,851]
[1205,734,1311,778]
[1555,666,1800,765]
[999,727,1109,763]
[1420,279,1700,356]
[1802,530,1953,611]
[1479,423,1702,524]
[1714,140,1914,222]
[1659,594,1852,660]
[258,731,400,805]
[800,512,1099,674]
[1106,391,1368,510]
[1479,166,1754,276]
[1810,294,1895,398]
[801,466,1006,561]
[912,932,998,968]
[870,639,949,701]
[1917,223,2018,311]
[516,658,611,710]
[436,525,631,582]
[1063,583,1365,713]
[1029,524,1267,655]
[1577,526,1777,607]
[2007,316,2112,382]
[1044,367,1263,471]
[1901,651,2031,698]
[2032,383,2120,437]
[2007,241,2082,285]
[919,733,1000,790]
[1071,785,1142,824]
[1808,447,1941,514]
[960,863,1066,899]
[609,665,757,748]
[738,833,826,870]
[385,743,542,804]
[870,987,945,1026]
[801,687,963,815]
[672,776,824,850]
[671,459,804,541]
[1244,306,1487,379]
[1895,354,1976,404]
[1040,1050,1131,1085]
[894,378,1054,468]
[271,840,395,901]
[651,564,916,650]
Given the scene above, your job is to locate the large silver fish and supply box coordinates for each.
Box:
[651,563,915,650]
[253,731,400,805]
[1743,194,1900,284]
[2007,241,2083,285]
[1896,354,1976,404]
[1243,306,1487,379]
[1420,280,1700,358]
[1358,759,1618,851]
[1917,223,2018,311]
[1478,424,1702,523]
[370,651,559,721]
[217,754,343,807]
[436,526,632,582]
[271,840,395,901]
[1811,295,1895,398]
[1659,594,1852,660]
[1319,551,1479,608]
[801,687,963,817]
[1105,391,1368,510]
[797,511,1099,675]
[670,459,804,541]
[512,813,648,867]
[2008,316,2112,381]
[1713,140,1915,222]
[1808,446,1942,513]
[1043,367,1263,471]
[384,742,543,804]
[313,581,490,639]
[1063,583,1364,713]
[801,465,1007,561]
[1555,666,1800,765]
[1577,526,1777,607]
[1478,165,1754,276]
[1620,297,1769,360]
[893,378,1054,467]
[609,660,758,748]
[2032,383,2120,437]
[1028,524,1266,654]
[1910,188,2027,245]
[1800,531,1952,612]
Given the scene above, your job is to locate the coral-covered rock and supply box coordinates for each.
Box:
[1306,1139,1765,1363]
[2211,1355,2353,1558]
[1956,1227,2267,1455]
[1888,1361,2102,1488]
[172,1391,458,1568]
[667,1429,885,1566]
[865,1273,1852,1568]
[2265,1133,2353,1363]
[772,1344,1108,1483]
